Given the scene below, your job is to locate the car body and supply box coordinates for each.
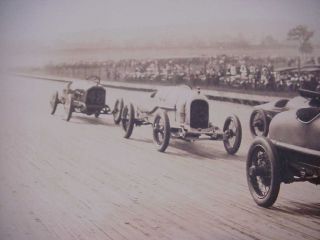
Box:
[50,76,117,121]
[118,85,242,154]
[249,90,318,136]
[246,88,320,207]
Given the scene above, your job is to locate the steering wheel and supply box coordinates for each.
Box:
[86,75,101,84]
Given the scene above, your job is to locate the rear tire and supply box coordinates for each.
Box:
[113,99,123,124]
[64,94,73,121]
[152,111,170,152]
[50,91,59,115]
[246,137,281,208]
[223,114,242,154]
[249,109,269,137]
[121,103,135,138]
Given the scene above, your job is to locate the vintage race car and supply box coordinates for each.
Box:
[249,89,319,136]
[50,76,117,121]
[118,85,242,154]
[246,89,320,207]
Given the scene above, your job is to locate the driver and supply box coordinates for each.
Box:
[64,81,73,94]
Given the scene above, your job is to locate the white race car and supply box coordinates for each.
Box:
[117,85,242,153]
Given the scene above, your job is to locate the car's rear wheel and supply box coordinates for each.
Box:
[246,137,281,208]
[50,91,59,115]
[152,111,170,152]
[64,94,73,121]
[113,99,123,124]
[223,114,242,154]
[250,109,269,137]
[121,103,135,138]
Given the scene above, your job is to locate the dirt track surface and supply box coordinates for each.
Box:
[0,75,319,240]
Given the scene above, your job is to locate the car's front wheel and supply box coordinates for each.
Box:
[246,137,281,208]
[223,114,242,154]
[121,103,135,138]
[152,111,170,152]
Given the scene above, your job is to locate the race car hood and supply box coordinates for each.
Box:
[253,96,310,113]
[269,108,320,151]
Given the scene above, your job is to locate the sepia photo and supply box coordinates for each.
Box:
[0,0,319,239]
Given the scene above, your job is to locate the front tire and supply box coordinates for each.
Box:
[223,114,242,154]
[246,137,281,208]
[121,103,135,138]
[64,94,73,121]
[50,91,59,115]
[152,111,170,152]
[113,99,123,124]
[249,109,269,137]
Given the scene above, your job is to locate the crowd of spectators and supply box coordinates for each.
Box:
[45,55,320,92]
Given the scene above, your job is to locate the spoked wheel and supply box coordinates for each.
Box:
[223,114,242,155]
[121,103,135,138]
[246,137,281,208]
[250,109,269,137]
[50,91,59,115]
[64,94,73,121]
[152,111,170,152]
[113,99,123,124]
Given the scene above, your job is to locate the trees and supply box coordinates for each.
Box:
[287,25,314,55]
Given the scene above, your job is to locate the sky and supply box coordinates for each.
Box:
[0,0,319,68]
[0,0,319,47]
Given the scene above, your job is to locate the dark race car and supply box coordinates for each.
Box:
[246,88,320,207]
[249,89,319,137]
[117,85,242,154]
[50,76,117,121]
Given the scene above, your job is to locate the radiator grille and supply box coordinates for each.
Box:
[86,87,106,106]
[190,100,209,129]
